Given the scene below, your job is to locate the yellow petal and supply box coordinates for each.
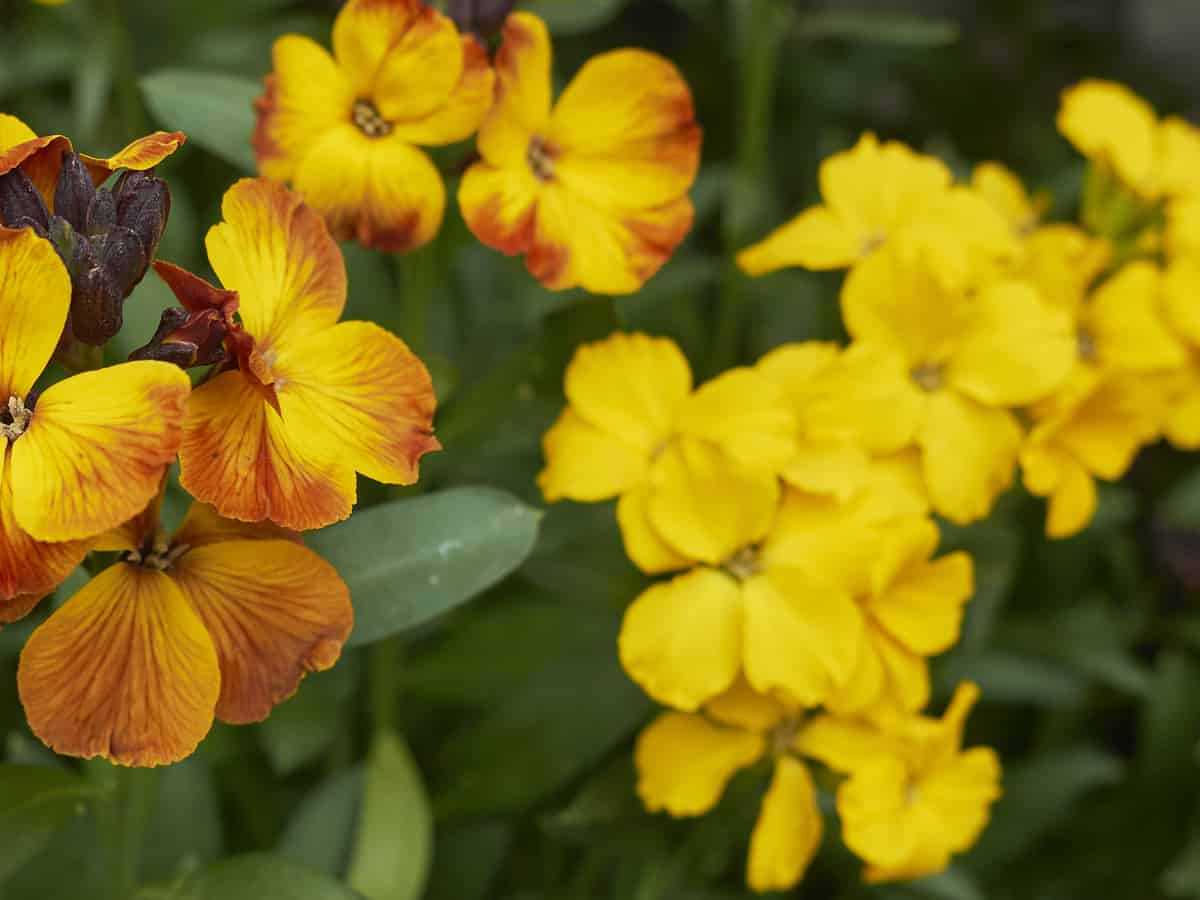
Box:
[634,711,764,817]
[1057,79,1158,196]
[705,676,787,732]
[174,501,301,549]
[796,712,906,774]
[1083,260,1186,372]
[253,35,353,181]
[870,545,973,656]
[180,371,356,532]
[1017,224,1110,315]
[539,408,649,503]
[647,439,779,566]
[564,332,692,454]
[781,439,871,501]
[971,161,1040,233]
[331,0,423,98]
[12,362,189,542]
[746,758,823,892]
[0,114,36,151]
[170,540,353,724]
[1159,117,1200,197]
[389,37,495,146]
[616,485,691,575]
[0,226,70,398]
[917,746,1002,854]
[372,6,464,123]
[207,177,347,348]
[755,341,842,406]
[458,161,542,256]
[1167,195,1200,260]
[736,205,860,275]
[1164,257,1200,346]
[678,368,797,470]
[18,564,220,767]
[872,626,931,712]
[477,12,552,168]
[742,568,863,707]
[273,321,439,485]
[618,567,742,711]
[837,757,923,870]
[918,393,1021,525]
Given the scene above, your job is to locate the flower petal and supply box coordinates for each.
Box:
[781,439,871,501]
[18,564,219,766]
[0,114,36,150]
[736,205,860,274]
[705,676,787,732]
[747,758,823,893]
[0,133,73,207]
[273,320,439,486]
[331,0,423,98]
[618,567,742,711]
[293,123,446,252]
[174,501,301,549]
[1057,79,1158,195]
[634,711,764,817]
[458,161,541,255]
[207,178,347,350]
[1083,260,1187,372]
[85,130,187,175]
[254,35,354,181]
[477,12,553,168]
[918,746,1002,854]
[678,367,797,470]
[539,409,649,503]
[0,226,69,398]
[389,37,495,146]
[870,549,973,656]
[837,757,921,870]
[180,371,356,532]
[170,540,352,724]
[372,6,465,123]
[12,361,190,542]
[616,485,691,575]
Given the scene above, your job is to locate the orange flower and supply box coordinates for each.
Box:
[18,499,353,767]
[458,12,701,294]
[163,177,439,531]
[0,226,190,618]
[253,0,494,251]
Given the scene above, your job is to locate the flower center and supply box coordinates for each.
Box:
[352,99,392,138]
[126,536,191,571]
[1077,327,1097,362]
[905,780,921,805]
[859,231,885,256]
[768,716,802,757]
[0,395,32,441]
[911,362,944,392]
[723,546,761,581]
[526,136,557,182]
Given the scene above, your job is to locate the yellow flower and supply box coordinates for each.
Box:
[1152,257,1200,448]
[807,246,1075,524]
[810,682,1002,883]
[163,178,440,531]
[736,133,1016,287]
[1058,79,1200,200]
[1011,224,1111,312]
[0,227,190,618]
[253,0,494,252]
[18,500,352,766]
[634,678,824,893]
[458,12,701,294]
[971,161,1046,236]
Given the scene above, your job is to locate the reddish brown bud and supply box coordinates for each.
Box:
[129,306,229,369]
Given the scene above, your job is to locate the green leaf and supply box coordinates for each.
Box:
[0,764,102,881]
[158,853,363,900]
[425,823,511,900]
[278,768,363,878]
[519,0,630,35]
[935,649,1088,707]
[258,653,362,775]
[793,11,960,46]
[139,757,224,883]
[139,69,260,171]
[308,488,542,647]
[347,731,432,900]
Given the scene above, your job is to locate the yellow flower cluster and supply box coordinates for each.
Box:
[539,333,1000,890]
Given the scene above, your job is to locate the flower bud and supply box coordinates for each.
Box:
[0,168,50,235]
[53,151,96,232]
[447,0,516,37]
[129,306,229,369]
[86,188,117,234]
[114,170,170,259]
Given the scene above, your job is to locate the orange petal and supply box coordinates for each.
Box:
[293,123,446,253]
[0,226,69,398]
[174,501,301,549]
[273,321,438,486]
[332,0,424,98]
[152,259,240,317]
[18,564,220,767]
[372,5,465,123]
[180,370,356,532]
[458,161,541,255]
[170,540,352,724]
[11,361,190,542]
[254,35,354,181]
[0,133,74,207]
[207,178,347,349]
[478,12,553,168]
[389,36,496,147]
[81,130,187,179]
[0,114,37,151]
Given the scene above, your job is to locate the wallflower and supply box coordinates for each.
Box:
[805,682,1002,883]
[458,12,701,294]
[736,133,1016,288]
[0,227,189,616]
[971,161,1046,237]
[807,246,1074,524]
[164,177,439,531]
[635,678,825,892]
[1153,258,1200,448]
[18,499,353,766]
[254,0,494,251]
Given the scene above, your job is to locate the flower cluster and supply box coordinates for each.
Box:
[539,332,1000,890]
[0,114,437,766]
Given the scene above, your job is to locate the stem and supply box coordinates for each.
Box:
[369,638,403,734]
[88,761,160,900]
[396,241,438,358]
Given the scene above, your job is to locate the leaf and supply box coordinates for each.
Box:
[347,731,433,900]
[307,488,542,647]
[258,653,362,775]
[139,69,260,171]
[793,11,960,46]
[0,764,101,881]
[424,823,512,900]
[934,649,1088,707]
[519,0,631,35]
[139,756,224,883]
[162,853,363,900]
[278,768,363,878]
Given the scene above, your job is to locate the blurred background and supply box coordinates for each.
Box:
[3,1,1200,898]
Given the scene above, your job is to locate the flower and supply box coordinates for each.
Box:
[971,161,1046,237]
[0,226,190,617]
[634,678,825,892]
[17,499,353,766]
[458,12,701,294]
[254,0,494,252]
[162,177,440,531]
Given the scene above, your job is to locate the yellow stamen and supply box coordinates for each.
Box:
[1077,327,1097,361]
[0,395,31,441]
[724,546,761,581]
[911,362,944,392]
[526,136,556,182]
[352,99,392,138]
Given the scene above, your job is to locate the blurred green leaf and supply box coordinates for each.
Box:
[139,757,224,883]
[257,655,361,775]
[145,853,362,899]
[1165,830,1200,898]
[0,764,101,881]
[278,768,362,878]
[520,0,630,35]
[935,649,1088,707]
[425,822,511,900]
[347,731,432,900]
[793,11,960,46]
[309,488,542,647]
[140,69,259,172]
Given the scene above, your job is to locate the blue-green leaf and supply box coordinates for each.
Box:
[139,69,260,172]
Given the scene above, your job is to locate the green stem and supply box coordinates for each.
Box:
[396,241,438,358]
[88,762,160,900]
[369,638,403,734]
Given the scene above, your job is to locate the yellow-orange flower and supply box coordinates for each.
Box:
[0,226,190,618]
[458,12,701,294]
[164,178,440,531]
[18,500,353,767]
[254,0,494,251]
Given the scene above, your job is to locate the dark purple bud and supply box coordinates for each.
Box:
[71,264,123,345]
[129,306,229,369]
[0,168,50,235]
[53,151,96,232]
[447,0,515,36]
[86,188,117,235]
[101,226,150,295]
[114,170,170,259]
